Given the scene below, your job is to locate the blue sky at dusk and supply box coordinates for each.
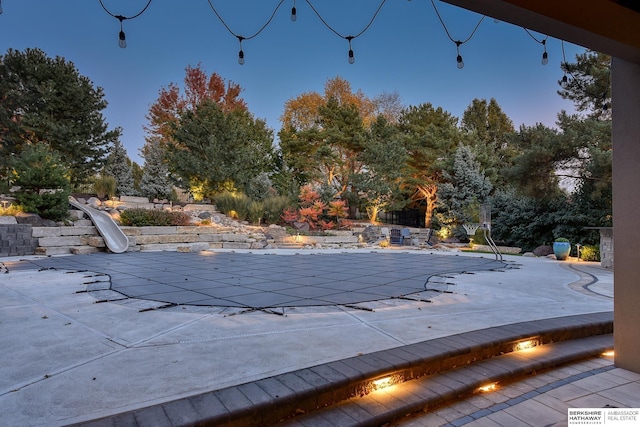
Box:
[0,0,587,164]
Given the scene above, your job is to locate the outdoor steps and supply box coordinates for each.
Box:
[69,312,613,427]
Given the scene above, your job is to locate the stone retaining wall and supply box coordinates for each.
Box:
[0,224,39,256]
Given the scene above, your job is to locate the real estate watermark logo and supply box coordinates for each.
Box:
[568,408,640,426]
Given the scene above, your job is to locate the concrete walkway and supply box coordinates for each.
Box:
[0,249,619,426]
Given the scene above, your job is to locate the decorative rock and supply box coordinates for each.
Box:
[293,222,310,232]
[120,195,150,203]
[87,197,101,208]
[68,210,86,220]
[533,245,554,257]
[198,212,212,219]
[0,216,17,224]
[15,213,56,227]
[522,252,535,257]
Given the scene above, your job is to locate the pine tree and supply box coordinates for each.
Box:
[436,144,492,232]
[103,140,135,196]
[140,139,172,201]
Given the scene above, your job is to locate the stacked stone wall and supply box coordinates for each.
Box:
[0,224,38,256]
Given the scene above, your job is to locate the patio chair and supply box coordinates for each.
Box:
[390,228,403,245]
[401,228,412,245]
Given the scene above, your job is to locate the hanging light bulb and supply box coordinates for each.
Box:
[455,41,464,69]
[541,39,548,65]
[291,0,297,21]
[237,37,245,65]
[561,74,568,85]
[347,36,355,64]
[0,0,3,15]
[119,30,127,48]
[117,16,127,48]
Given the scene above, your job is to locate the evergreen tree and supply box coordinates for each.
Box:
[140,139,173,201]
[103,140,135,196]
[436,144,492,235]
[0,48,119,186]
[10,143,71,220]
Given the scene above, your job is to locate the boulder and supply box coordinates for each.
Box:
[533,245,554,257]
[15,212,56,227]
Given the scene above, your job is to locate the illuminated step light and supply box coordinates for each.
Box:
[514,338,540,352]
[602,350,615,357]
[477,382,498,393]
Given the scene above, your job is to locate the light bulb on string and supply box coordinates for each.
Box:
[291,0,297,21]
[0,0,3,15]
[237,37,245,65]
[347,36,355,64]
[541,39,548,65]
[455,41,464,69]
[117,16,127,48]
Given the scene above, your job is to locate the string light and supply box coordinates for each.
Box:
[560,40,570,85]
[237,36,245,65]
[456,41,464,69]
[347,36,355,64]
[98,0,153,49]
[206,0,285,65]
[431,0,485,70]
[524,28,549,65]
[0,0,3,15]
[305,0,387,64]
[291,0,297,22]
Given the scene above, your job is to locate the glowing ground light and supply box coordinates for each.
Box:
[478,383,498,393]
[370,374,404,392]
[602,350,615,357]
[514,339,539,352]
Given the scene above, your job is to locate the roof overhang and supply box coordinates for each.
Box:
[442,0,640,64]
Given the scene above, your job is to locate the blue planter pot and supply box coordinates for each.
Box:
[553,241,571,260]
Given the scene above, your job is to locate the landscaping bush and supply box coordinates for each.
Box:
[93,175,117,199]
[263,195,291,224]
[10,143,71,221]
[213,191,250,221]
[580,244,600,262]
[247,201,265,224]
[119,208,191,226]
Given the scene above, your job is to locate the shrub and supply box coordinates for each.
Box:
[10,143,71,221]
[580,244,600,262]
[0,203,23,216]
[119,208,191,226]
[555,237,570,242]
[247,201,265,224]
[263,195,291,224]
[93,175,117,199]
[213,191,250,221]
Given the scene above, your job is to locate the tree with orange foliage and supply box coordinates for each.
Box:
[145,64,246,145]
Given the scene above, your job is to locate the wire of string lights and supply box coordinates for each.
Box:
[430,0,484,69]
[206,0,286,65]
[304,0,387,64]
[98,0,153,48]
[524,28,549,65]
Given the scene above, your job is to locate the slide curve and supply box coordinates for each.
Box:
[69,197,129,253]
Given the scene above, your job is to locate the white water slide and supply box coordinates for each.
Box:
[68,197,129,253]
